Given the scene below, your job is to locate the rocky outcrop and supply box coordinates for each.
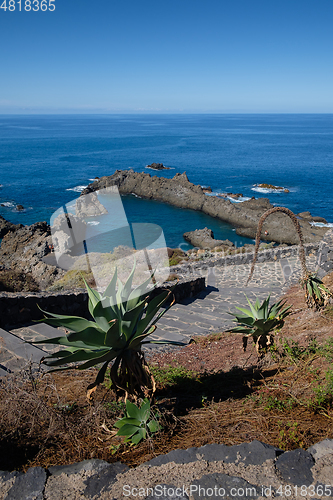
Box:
[82,170,329,245]
[146,162,170,170]
[254,183,290,193]
[219,192,244,199]
[0,439,332,499]
[183,227,234,250]
[0,221,65,290]
[298,211,328,224]
[0,215,23,239]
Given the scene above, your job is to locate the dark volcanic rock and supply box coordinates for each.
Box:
[0,215,23,239]
[275,448,314,486]
[183,227,234,249]
[4,467,46,500]
[0,221,65,289]
[298,211,328,224]
[146,162,170,170]
[81,170,329,245]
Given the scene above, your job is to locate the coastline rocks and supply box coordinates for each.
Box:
[222,192,244,199]
[81,170,329,245]
[146,162,170,170]
[183,228,234,250]
[254,183,289,193]
[202,186,212,193]
[16,204,24,211]
[0,215,23,239]
[0,221,65,290]
[298,211,328,224]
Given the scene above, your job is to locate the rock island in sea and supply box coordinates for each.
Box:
[82,170,329,246]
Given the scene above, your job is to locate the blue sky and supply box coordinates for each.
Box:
[1,0,333,113]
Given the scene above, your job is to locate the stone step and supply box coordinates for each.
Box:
[0,327,47,374]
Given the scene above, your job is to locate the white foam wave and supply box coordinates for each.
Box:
[0,201,15,208]
[310,222,333,228]
[205,192,251,203]
[131,193,141,198]
[204,191,221,197]
[251,186,288,194]
[87,221,100,226]
[226,195,251,203]
[145,166,174,170]
[66,185,88,193]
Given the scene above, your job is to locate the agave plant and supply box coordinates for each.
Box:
[299,272,332,309]
[227,295,292,356]
[247,206,332,309]
[31,265,185,400]
[114,398,161,445]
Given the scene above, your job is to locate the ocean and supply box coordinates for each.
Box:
[0,114,332,250]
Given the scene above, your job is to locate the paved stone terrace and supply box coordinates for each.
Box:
[0,252,318,376]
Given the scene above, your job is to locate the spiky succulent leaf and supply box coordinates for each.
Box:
[36,308,99,333]
[131,428,146,444]
[227,294,291,355]
[102,267,118,301]
[147,420,161,433]
[113,417,141,429]
[42,348,110,367]
[32,334,105,350]
[82,277,101,316]
[115,423,141,437]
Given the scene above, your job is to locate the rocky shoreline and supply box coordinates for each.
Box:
[0,170,331,293]
[82,170,329,246]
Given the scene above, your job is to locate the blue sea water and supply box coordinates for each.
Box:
[0,114,332,250]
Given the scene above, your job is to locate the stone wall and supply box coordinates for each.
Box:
[0,439,332,499]
[0,277,205,329]
[172,242,321,277]
[317,228,333,275]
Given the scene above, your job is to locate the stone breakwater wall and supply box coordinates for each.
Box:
[0,277,205,329]
[1,439,332,499]
[82,170,329,245]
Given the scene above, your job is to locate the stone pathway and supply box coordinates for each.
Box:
[144,254,316,353]
[0,253,317,374]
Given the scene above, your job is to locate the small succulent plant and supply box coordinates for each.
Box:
[114,398,161,445]
[228,295,292,356]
